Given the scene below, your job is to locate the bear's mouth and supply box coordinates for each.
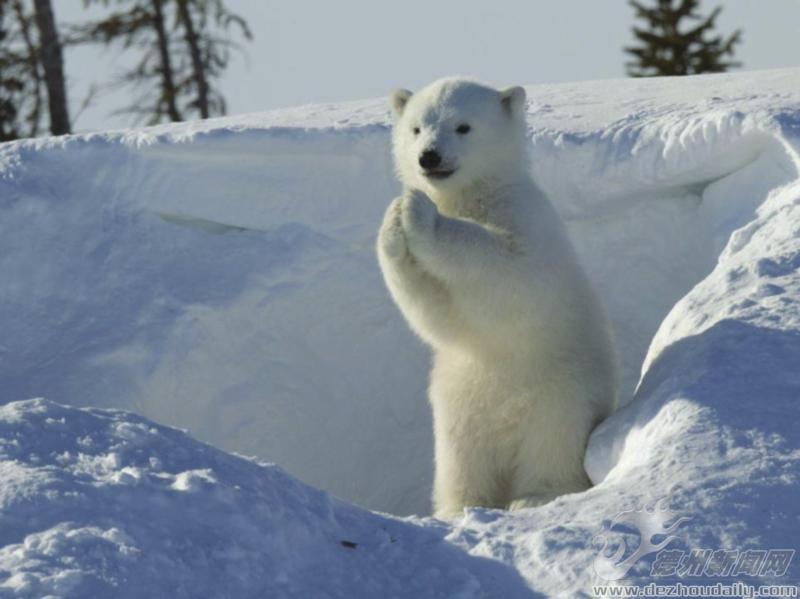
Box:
[424,168,457,180]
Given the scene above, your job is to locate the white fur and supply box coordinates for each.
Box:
[377,78,618,518]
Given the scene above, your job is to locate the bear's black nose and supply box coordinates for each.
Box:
[419,150,442,170]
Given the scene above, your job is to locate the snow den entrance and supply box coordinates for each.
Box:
[542,120,798,406]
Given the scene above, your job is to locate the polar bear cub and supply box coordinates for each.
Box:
[377,77,618,518]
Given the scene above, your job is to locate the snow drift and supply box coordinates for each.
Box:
[1,69,799,596]
[0,398,533,598]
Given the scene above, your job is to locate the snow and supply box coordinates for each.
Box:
[0,398,533,598]
[1,68,799,596]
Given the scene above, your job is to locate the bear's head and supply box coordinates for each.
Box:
[390,78,528,199]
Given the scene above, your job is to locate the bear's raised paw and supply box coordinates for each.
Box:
[378,197,407,259]
[401,189,438,242]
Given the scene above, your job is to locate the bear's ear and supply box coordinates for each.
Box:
[499,86,526,116]
[390,88,413,117]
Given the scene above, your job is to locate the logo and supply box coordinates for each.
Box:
[593,497,795,583]
[593,497,690,581]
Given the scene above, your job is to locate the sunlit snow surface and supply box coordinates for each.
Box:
[1,69,799,597]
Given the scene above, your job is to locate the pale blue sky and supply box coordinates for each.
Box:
[56,0,800,132]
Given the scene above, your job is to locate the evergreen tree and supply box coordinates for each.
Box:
[173,0,252,118]
[32,0,70,134]
[72,0,251,125]
[0,0,46,141]
[0,0,23,140]
[152,0,181,121]
[625,0,742,77]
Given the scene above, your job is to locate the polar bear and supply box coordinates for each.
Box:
[377,77,618,518]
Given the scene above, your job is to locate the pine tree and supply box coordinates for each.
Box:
[152,0,181,121]
[70,0,182,124]
[32,0,70,134]
[625,0,742,77]
[0,0,46,141]
[171,0,253,118]
[175,0,210,118]
[71,0,251,125]
[0,0,23,140]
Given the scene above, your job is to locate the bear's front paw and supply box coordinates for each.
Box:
[401,189,438,241]
[378,197,407,259]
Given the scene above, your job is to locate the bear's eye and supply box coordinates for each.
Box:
[456,123,471,135]
[412,126,420,136]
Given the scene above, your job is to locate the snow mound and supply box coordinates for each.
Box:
[0,398,533,598]
[1,69,800,595]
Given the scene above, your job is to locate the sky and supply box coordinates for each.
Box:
[55,0,800,133]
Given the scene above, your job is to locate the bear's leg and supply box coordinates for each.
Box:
[506,473,591,511]
[431,425,508,519]
[507,492,566,511]
[506,419,592,512]
[433,460,506,519]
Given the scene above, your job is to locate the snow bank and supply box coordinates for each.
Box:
[1,69,799,595]
[0,398,533,598]
[0,120,433,515]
